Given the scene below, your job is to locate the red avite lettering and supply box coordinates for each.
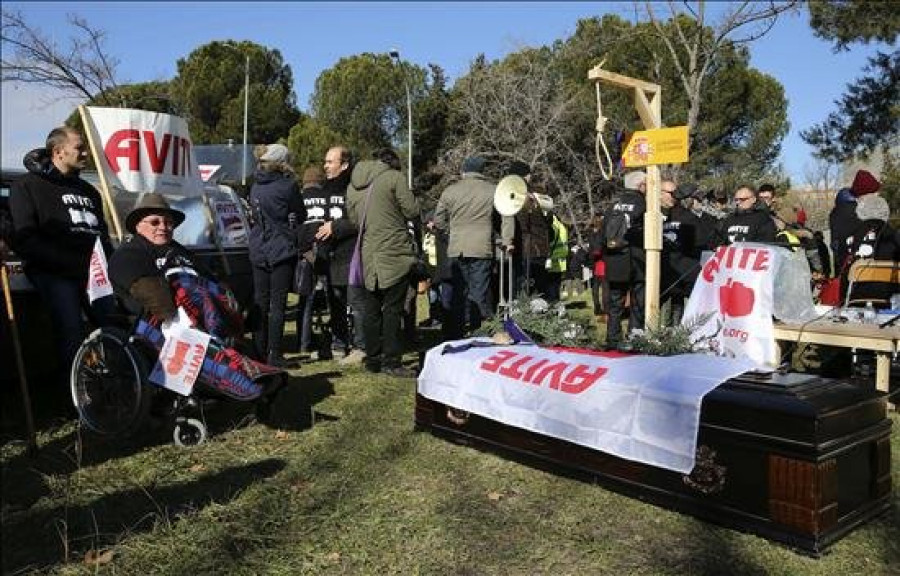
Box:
[480,350,517,373]
[702,246,771,283]
[143,131,172,174]
[530,362,568,389]
[104,130,192,176]
[184,342,205,384]
[498,355,533,379]
[479,350,608,394]
[559,364,608,394]
[105,129,140,172]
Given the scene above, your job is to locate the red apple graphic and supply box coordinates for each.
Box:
[719,278,755,317]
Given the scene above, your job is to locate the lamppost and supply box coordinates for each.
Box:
[240,53,249,187]
[390,48,413,190]
[224,43,250,187]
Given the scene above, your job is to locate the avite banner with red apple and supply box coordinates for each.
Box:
[418,341,757,473]
[83,106,205,197]
[682,242,783,366]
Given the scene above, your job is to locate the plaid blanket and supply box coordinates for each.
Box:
[133,274,283,400]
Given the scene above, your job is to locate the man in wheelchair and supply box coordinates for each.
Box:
[72,194,286,443]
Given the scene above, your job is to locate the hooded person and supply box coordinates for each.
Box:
[247,143,307,367]
[346,147,420,377]
[842,193,900,306]
[10,126,115,396]
[829,188,862,273]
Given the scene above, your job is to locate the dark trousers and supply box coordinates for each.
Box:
[591,276,608,315]
[363,275,409,369]
[450,257,493,338]
[347,284,367,350]
[606,279,645,347]
[31,273,115,390]
[327,282,350,352]
[515,256,549,298]
[252,258,295,362]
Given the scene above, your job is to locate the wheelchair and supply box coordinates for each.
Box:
[70,312,289,447]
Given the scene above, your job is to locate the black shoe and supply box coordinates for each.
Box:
[383,365,417,378]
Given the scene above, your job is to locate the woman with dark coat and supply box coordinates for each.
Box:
[248,144,306,366]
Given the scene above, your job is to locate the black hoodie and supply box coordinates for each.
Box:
[10,148,111,281]
[320,167,355,285]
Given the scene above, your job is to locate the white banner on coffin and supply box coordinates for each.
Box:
[682,243,781,366]
[85,237,113,303]
[418,341,757,473]
[149,310,210,396]
[83,106,204,197]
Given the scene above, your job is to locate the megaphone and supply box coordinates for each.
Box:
[494,175,528,216]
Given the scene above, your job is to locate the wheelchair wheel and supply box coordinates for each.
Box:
[70,327,151,437]
[173,418,208,446]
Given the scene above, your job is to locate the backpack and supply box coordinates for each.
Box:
[602,209,631,251]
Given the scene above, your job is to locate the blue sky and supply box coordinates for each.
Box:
[1,2,891,184]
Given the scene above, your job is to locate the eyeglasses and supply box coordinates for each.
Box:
[140,216,174,228]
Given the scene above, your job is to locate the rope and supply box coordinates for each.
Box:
[594,83,614,181]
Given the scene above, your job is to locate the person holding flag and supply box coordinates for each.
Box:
[10,126,114,400]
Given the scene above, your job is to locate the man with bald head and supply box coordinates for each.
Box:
[313,145,366,363]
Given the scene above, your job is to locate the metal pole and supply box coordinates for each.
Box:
[242,54,249,187]
[405,79,412,190]
[390,49,413,190]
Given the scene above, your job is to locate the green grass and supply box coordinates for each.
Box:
[2,292,899,575]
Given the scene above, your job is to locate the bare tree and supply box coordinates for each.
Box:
[447,50,605,240]
[1,10,120,104]
[642,1,800,133]
[802,157,841,191]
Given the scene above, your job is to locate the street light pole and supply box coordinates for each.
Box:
[390,49,413,190]
[241,53,249,187]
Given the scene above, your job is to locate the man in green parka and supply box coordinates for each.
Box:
[346,148,420,377]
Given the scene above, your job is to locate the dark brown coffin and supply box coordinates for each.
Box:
[414,371,892,556]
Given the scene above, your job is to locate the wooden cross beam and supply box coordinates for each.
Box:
[588,64,664,330]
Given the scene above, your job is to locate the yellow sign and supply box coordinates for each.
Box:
[621,126,689,167]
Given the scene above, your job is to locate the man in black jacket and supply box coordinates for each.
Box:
[10,126,115,393]
[315,145,364,364]
[716,185,777,245]
[602,171,647,349]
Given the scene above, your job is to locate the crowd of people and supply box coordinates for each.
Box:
[5,124,897,410]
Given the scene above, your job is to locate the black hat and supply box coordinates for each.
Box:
[506,160,531,178]
[125,193,186,234]
[674,182,700,201]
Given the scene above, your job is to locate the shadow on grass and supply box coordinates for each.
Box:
[0,457,286,574]
[263,370,339,431]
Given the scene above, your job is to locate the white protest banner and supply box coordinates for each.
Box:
[682,242,781,366]
[85,237,113,303]
[149,313,210,396]
[82,107,205,197]
[418,340,757,473]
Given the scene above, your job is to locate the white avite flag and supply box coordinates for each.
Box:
[149,309,211,396]
[682,243,783,366]
[419,341,757,473]
[86,237,114,303]
[82,107,205,197]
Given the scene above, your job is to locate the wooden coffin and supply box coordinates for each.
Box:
[414,371,892,556]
